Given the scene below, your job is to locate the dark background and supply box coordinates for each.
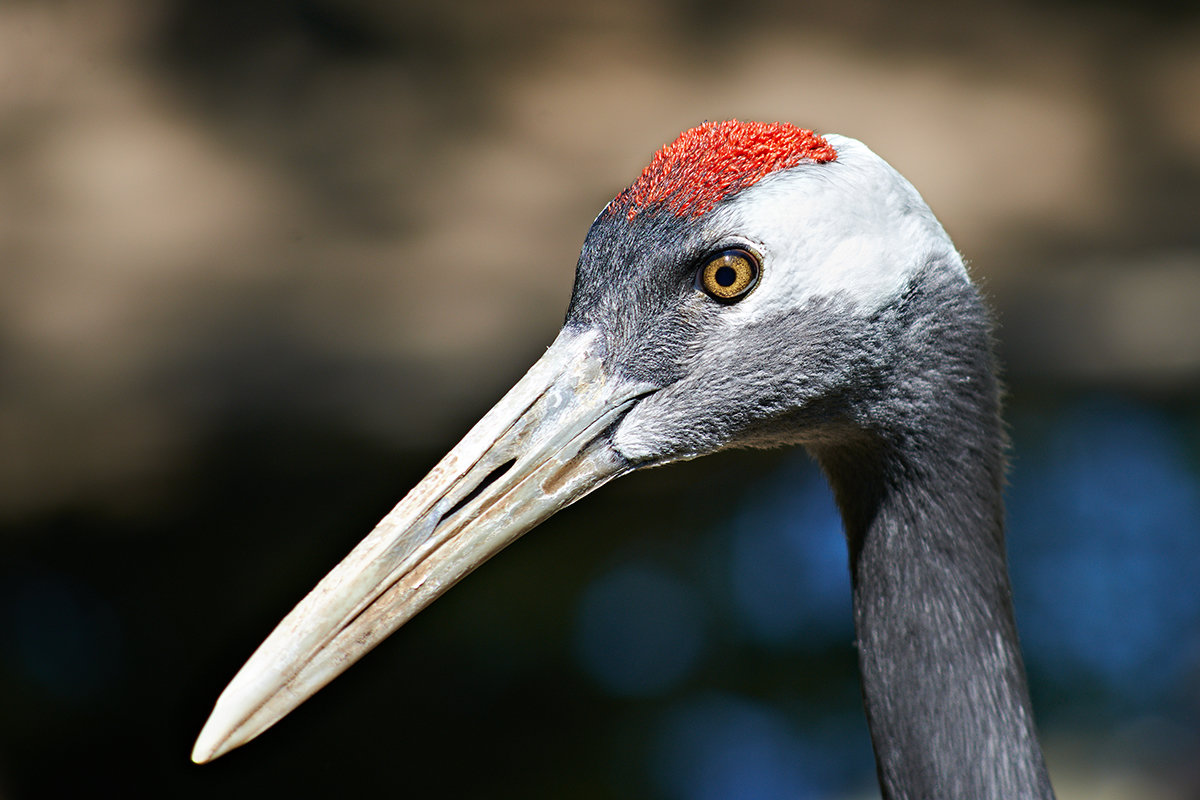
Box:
[2,1,1199,797]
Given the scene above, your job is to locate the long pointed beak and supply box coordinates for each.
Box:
[192,328,653,763]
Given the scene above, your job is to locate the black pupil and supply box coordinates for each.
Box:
[714,264,737,287]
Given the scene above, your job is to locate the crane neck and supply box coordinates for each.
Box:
[812,269,1055,800]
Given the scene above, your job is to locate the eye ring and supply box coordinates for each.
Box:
[697,248,760,302]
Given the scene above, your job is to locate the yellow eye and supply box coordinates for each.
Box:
[698,248,759,302]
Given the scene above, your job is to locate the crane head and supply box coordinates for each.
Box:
[192,120,964,763]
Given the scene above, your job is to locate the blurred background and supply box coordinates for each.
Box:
[2,0,1199,797]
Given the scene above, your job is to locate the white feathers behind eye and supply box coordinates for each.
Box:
[715,135,963,323]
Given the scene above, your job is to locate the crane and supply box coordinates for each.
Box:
[192,120,1055,799]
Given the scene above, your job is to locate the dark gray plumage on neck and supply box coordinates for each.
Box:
[813,266,1051,799]
[191,121,1056,800]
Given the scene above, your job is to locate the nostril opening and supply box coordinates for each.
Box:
[444,459,517,521]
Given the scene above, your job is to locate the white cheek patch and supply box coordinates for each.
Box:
[809,235,911,306]
[713,135,963,327]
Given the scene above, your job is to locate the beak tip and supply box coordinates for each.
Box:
[192,702,245,764]
[191,721,225,764]
[191,650,297,764]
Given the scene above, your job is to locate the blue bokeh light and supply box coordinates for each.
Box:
[1007,397,1200,701]
[727,456,853,647]
[573,561,707,696]
[651,693,838,800]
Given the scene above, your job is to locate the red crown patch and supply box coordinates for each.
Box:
[610,120,837,221]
